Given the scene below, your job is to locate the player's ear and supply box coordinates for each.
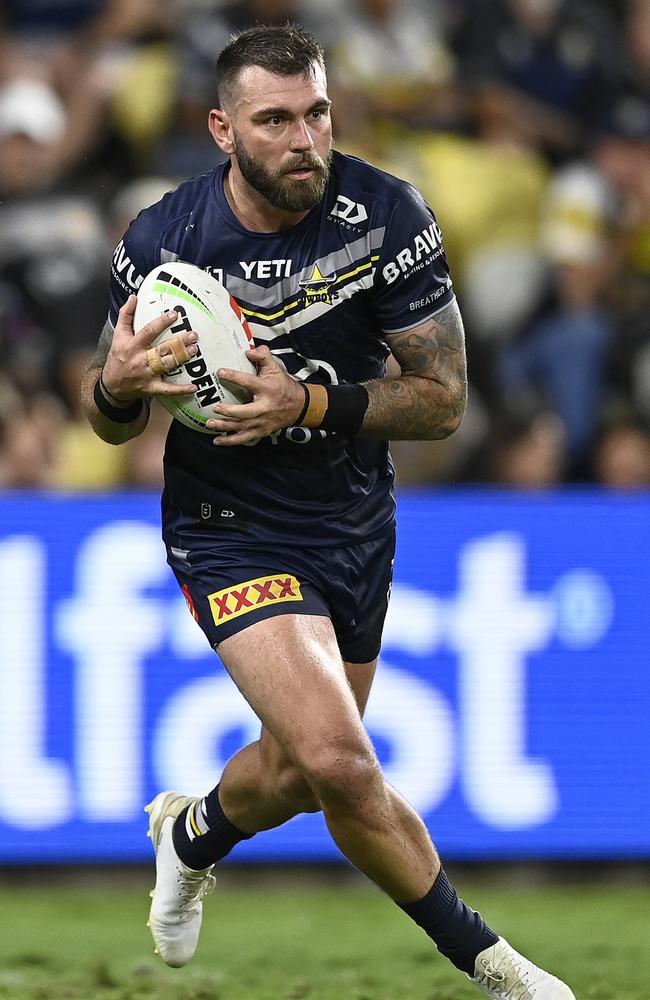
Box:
[209,108,235,155]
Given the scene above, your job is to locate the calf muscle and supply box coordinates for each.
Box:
[216,614,441,901]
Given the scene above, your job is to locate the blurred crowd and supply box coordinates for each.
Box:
[1,0,649,491]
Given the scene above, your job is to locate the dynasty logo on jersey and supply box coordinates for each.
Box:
[207,573,303,625]
[328,194,368,225]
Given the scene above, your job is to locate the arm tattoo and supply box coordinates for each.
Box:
[363,299,467,440]
[85,319,114,372]
[80,318,149,444]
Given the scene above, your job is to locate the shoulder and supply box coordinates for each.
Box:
[125,170,218,252]
[110,170,220,301]
[328,150,429,223]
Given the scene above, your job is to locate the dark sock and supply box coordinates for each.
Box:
[397,868,499,976]
[172,784,252,870]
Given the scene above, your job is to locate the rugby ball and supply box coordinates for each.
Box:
[134,261,256,433]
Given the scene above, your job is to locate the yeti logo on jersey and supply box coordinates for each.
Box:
[329,195,368,225]
[239,260,292,279]
[382,221,444,285]
[207,574,303,624]
[298,264,338,306]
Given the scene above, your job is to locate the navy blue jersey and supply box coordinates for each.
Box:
[108,150,455,546]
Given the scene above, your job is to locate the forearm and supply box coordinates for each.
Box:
[204,303,468,446]
[362,372,466,440]
[362,300,467,440]
[80,366,150,445]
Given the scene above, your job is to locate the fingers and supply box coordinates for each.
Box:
[146,335,198,378]
[206,402,251,426]
[208,349,303,441]
[166,334,195,367]
[145,347,166,378]
[115,294,138,334]
[206,407,261,440]
[212,425,262,446]
[215,346,277,389]
[216,367,258,393]
[149,380,198,396]
[246,344,273,365]
[133,308,180,346]
[115,299,182,348]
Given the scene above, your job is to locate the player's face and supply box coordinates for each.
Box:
[217,63,333,214]
[231,127,333,213]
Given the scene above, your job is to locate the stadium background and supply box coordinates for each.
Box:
[0,2,649,998]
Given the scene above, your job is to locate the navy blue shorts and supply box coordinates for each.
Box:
[165,525,395,663]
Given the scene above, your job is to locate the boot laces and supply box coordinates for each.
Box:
[481,960,505,985]
[176,866,216,915]
[480,952,535,999]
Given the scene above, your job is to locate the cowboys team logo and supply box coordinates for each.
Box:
[298,264,338,307]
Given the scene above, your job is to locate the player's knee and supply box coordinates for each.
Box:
[274,762,321,814]
[302,740,380,810]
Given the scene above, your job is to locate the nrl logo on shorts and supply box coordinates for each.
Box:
[298,263,338,307]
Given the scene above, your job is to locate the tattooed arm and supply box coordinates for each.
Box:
[362,299,467,440]
[209,299,468,445]
[80,317,151,445]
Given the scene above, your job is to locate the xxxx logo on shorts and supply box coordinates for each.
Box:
[207,574,303,625]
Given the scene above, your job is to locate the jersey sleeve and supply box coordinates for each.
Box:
[107,210,161,328]
[372,182,455,334]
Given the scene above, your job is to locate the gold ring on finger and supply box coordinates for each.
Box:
[146,347,165,377]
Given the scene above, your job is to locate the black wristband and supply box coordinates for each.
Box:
[93,375,143,423]
[320,384,369,434]
[294,381,310,426]
[99,372,128,406]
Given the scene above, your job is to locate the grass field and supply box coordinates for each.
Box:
[0,867,646,1000]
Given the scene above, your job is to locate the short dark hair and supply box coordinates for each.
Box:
[216,23,326,110]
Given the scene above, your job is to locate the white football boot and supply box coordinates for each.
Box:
[145,791,216,968]
[470,938,576,999]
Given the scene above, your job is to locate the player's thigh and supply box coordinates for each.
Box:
[217,613,376,773]
[257,653,377,777]
[343,656,377,714]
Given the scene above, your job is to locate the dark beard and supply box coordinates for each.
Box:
[233,134,332,213]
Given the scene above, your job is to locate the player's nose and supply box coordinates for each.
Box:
[289,119,314,152]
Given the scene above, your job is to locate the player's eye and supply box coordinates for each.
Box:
[268,115,284,126]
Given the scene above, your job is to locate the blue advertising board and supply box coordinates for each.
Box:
[0,491,648,862]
